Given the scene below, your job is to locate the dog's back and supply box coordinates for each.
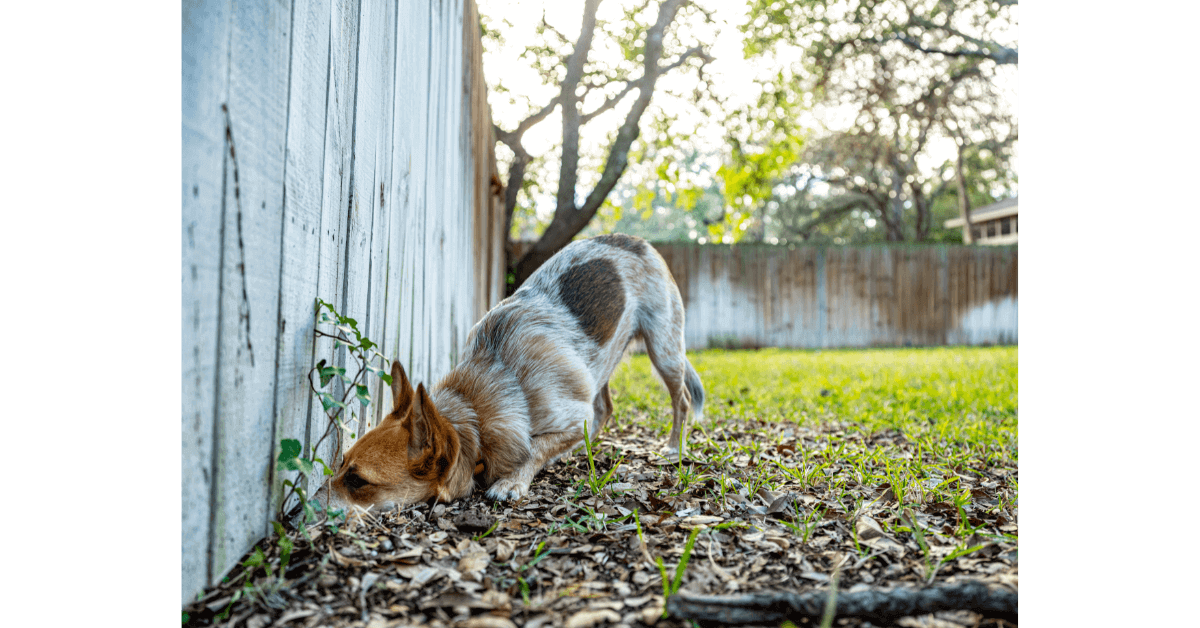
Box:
[443,234,703,493]
[332,234,704,508]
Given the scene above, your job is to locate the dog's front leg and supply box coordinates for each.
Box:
[485,430,583,502]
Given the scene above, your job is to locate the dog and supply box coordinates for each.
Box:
[329,233,704,509]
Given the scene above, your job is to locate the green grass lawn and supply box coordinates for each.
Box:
[611,346,1018,541]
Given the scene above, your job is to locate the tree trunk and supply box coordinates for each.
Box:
[509,0,689,289]
[956,142,974,243]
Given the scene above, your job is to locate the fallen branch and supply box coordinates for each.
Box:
[667,581,1016,625]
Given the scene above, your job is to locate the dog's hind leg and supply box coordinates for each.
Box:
[640,298,702,461]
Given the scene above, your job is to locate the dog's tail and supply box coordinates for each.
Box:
[684,360,705,422]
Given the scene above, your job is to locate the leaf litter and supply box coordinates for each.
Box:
[185,348,1016,628]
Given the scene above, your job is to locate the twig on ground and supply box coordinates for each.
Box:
[666,580,1016,625]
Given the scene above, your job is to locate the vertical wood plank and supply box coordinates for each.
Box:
[306,0,360,494]
[182,0,232,604]
[209,0,291,583]
[269,0,333,518]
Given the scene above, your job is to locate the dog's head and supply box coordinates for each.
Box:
[330,361,462,510]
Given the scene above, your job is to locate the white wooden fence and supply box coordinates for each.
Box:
[182,0,503,603]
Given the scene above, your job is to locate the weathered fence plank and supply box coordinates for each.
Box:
[182,0,231,603]
[268,0,332,518]
[182,0,504,603]
[208,0,292,585]
[650,243,1017,350]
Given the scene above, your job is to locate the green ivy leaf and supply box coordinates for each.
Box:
[319,393,346,412]
[298,495,325,526]
[366,364,392,386]
[277,439,301,464]
[271,522,294,572]
[313,456,335,476]
[318,365,345,387]
[278,455,313,476]
[356,385,371,407]
[243,546,270,577]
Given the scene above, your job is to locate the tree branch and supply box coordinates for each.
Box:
[512,0,692,286]
[667,581,1017,625]
[540,13,573,47]
[780,194,869,239]
[575,0,690,220]
[580,46,709,124]
[555,0,603,216]
[895,34,1018,65]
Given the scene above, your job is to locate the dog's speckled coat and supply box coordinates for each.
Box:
[330,234,704,508]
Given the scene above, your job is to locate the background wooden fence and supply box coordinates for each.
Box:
[652,243,1017,349]
[182,0,503,602]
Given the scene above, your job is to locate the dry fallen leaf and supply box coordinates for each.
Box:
[460,616,518,628]
[328,547,369,567]
[381,545,424,564]
[681,515,723,528]
[856,515,886,540]
[494,538,516,562]
[564,608,621,628]
[458,541,491,576]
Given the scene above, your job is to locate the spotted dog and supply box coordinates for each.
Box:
[329,234,704,508]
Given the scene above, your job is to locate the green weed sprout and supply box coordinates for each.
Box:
[656,527,701,619]
[515,541,551,605]
[580,421,624,495]
[214,545,274,621]
[902,508,937,582]
[473,520,500,542]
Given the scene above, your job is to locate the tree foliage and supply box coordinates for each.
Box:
[729,0,1018,244]
[484,0,1017,256]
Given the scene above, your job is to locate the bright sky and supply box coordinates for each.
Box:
[479,0,1017,204]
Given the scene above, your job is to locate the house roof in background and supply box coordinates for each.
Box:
[944,196,1018,228]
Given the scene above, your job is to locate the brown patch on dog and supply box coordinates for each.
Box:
[557,258,625,345]
[592,233,647,256]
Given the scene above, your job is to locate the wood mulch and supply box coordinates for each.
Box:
[184,418,1017,628]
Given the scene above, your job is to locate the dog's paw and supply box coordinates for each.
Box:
[485,478,529,502]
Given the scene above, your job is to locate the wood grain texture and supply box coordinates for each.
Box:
[209,0,291,584]
[268,0,332,520]
[182,0,502,603]
[182,0,231,604]
[650,243,1017,350]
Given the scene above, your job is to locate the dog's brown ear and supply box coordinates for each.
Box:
[390,360,414,416]
[406,383,460,481]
